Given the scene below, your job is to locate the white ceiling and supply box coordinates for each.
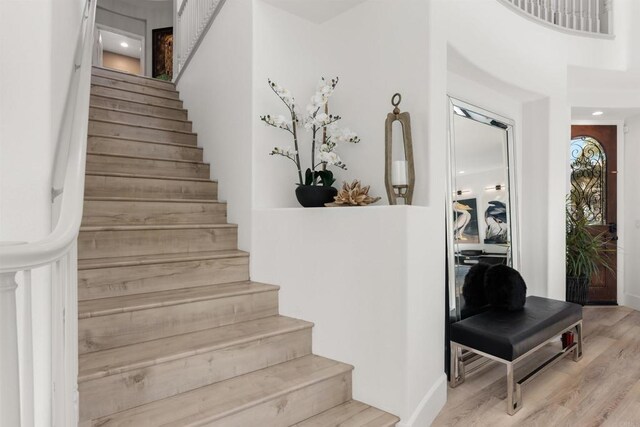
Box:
[261,0,368,24]
[571,107,640,121]
[99,29,142,59]
[453,114,507,175]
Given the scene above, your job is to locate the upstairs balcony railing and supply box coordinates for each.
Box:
[499,0,613,36]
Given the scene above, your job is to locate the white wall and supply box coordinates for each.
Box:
[251,206,446,426]
[96,0,173,76]
[253,0,430,209]
[176,0,253,250]
[0,0,85,425]
[249,1,447,424]
[623,115,640,310]
[431,0,616,299]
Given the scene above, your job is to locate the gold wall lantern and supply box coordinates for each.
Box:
[385,93,415,205]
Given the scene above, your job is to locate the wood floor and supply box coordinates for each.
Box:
[433,306,640,427]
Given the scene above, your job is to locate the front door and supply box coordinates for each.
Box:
[570,125,618,304]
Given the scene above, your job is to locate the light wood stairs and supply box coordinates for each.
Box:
[78,66,400,426]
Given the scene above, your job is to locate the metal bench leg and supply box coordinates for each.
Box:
[573,321,583,362]
[449,342,465,387]
[506,362,522,415]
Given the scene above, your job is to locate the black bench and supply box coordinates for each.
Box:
[449,296,583,415]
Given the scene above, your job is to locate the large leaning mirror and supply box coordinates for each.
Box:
[446,98,520,322]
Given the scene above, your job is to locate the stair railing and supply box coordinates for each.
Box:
[498,0,614,36]
[175,0,227,82]
[0,0,96,425]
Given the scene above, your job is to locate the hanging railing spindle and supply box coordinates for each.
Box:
[500,0,612,35]
[175,0,226,81]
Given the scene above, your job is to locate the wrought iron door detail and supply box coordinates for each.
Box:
[570,136,606,225]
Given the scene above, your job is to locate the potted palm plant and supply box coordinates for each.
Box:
[565,197,614,305]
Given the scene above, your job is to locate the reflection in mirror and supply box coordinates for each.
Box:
[446,98,519,323]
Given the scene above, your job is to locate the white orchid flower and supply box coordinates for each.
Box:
[328,127,360,143]
[318,151,340,165]
[315,112,328,123]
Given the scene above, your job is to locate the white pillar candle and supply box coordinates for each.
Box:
[392,160,408,186]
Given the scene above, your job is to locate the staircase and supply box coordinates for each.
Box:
[78,66,400,426]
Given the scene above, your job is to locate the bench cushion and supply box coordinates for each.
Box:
[450,296,582,361]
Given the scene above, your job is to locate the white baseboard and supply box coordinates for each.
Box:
[398,374,448,427]
[624,293,640,311]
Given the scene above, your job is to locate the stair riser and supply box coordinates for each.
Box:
[89,108,192,132]
[88,137,203,162]
[92,75,180,100]
[90,95,187,120]
[89,120,197,146]
[78,257,249,300]
[79,329,312,421]
[78,290,279,353]
[81,200,225,227]
[86,154,209,179]
[91,85,183,109]
[78,227,237,259]
[84,175,217,200]
[208,373,352,427]
[92,68,176,90]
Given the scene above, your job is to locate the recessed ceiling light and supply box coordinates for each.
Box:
[120,42,129,48]
[459,171,465,174]
[592,111,604,116]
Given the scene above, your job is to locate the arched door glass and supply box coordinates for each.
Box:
[570,136,606,225]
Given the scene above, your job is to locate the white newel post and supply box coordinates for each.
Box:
[1,272,21,427]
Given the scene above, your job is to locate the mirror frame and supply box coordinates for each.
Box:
[445,96,521,319]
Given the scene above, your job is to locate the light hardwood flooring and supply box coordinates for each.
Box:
[433,306,640,427]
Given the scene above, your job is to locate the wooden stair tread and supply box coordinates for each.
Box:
[91,75,179,96]
[80,224,236,232]
[87,152,207,165]
[89,118,196,135]
[90,104,185,118]
[90,93,186,113]
[83,196,223,203]
[84,171,214,182]
[78,249,247,269]
[89,105,193,132]
[91,83,180,102]
[88,134,202,149]
[78,281,278,319]
[294,400,400,427]
[90,355,352,426]
[92,66,176,89]
[78,315,312,382]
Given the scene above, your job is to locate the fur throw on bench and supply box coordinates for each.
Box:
[463,263,527,311]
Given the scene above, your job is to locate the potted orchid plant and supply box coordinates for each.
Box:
[260,77,360,207]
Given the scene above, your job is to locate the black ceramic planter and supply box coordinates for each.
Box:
[295,185,337,208]
[566,277,589,306]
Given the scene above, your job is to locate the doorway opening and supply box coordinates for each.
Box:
[96,25,144,76]
[569,125,618,304]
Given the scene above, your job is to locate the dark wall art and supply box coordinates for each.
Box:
[484,200,508,244]
[152,27,173,80]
